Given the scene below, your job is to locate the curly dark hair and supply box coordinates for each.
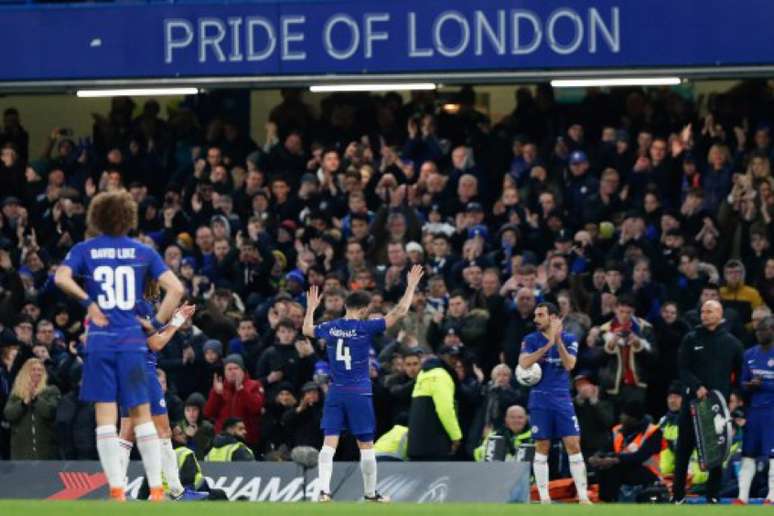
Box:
[86,191,137,237]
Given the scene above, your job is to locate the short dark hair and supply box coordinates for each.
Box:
[535,302,559,316]
[402,348,424,359]
[449,290,467,301]
[327,288,347,299]
[276,318,295,331]
[616,294,637,309]
[239,317,256,327]
[223,417,243,431]
[662,300,679,312]
[324,272,344,284]
[345,291,372,310]
[679,246,698,261]
[702,282,720,292]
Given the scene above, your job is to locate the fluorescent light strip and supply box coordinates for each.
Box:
[550,77,681,88]
[309,83,436,93]
[76,87,199,98]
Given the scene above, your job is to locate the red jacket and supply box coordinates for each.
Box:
[204,377,265,447]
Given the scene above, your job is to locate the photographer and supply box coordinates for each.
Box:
[597,295,656,411]
[672,300,743,503]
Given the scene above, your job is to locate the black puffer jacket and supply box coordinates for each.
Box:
[678,325,743,399]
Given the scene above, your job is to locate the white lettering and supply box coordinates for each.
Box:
[227,17,243,61]
[125,476,144,499]
[588,7,620,53]
[199,18,227,63]
[303,478,320,502]
[329,328,357,338]
[511,10,542,55]
[364,13,389,59]
[433,11,470,58]
[232,478,261,500]
[323,14,360,60]
[117,248,135,259]
[211,476,243,499]
[408,12,433,57]
[281,16,306,61]
[164,19,194,64]
[547,8,583,55]
[259,477,304,501]
[474,10,505,56]
[247,16,277,61]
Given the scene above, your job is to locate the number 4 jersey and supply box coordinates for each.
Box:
[63,234,168,353]
[314,318,386,394]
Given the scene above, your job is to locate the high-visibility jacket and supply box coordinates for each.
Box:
[613,423,661,477]
[473,428,532,462]
[374,424,408,459]
[658,413,679,474]
[408,361,462,460]
[175,447,204,490]
[205,441,254,462]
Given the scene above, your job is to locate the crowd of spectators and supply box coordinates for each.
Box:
[0,82,771,487]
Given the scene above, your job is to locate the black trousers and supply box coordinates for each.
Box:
[597,463,659,502]
[672,405,722,500]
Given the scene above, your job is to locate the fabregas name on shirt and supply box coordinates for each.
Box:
[89,248,137,260]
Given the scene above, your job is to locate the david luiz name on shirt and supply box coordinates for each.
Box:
[89,248,137,259]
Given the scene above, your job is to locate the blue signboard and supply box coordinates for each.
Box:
[0,0,772,81]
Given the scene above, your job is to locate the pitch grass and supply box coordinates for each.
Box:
[0,501,769,515]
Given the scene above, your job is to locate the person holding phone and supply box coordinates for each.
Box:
[596,295,655,412]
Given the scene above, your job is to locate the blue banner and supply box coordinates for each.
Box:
[1,0,773,81]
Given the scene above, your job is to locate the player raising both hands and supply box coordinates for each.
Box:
[303,265,424,503]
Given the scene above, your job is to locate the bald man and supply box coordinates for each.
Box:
[672,300,743,503]
[473,405,532,462]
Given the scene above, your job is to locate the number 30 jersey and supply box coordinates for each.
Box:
[63,234,168,352]
[314,318,386,394]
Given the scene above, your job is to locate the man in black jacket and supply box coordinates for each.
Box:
[672,300,743,503]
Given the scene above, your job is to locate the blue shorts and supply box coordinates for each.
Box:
[81,350,150,410]
[120,365,166,418]
[528,395,579,440]
[742,406,774,458]
[321,389,375,442]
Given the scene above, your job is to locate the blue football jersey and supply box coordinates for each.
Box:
[742,345,774,408]
[521,331,579,399]
[314,318,386,393]
[63,235,168,352]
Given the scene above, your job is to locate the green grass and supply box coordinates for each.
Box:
[0,501,769,515]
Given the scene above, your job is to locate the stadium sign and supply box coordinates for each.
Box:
[0,461,530,502]
[1,0,774,85]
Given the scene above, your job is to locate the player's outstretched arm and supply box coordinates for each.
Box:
[54,265,108,326]
[385,265,424,329]
[146,303,196,352]
[302,285,322,338]
[155,270,185,325]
